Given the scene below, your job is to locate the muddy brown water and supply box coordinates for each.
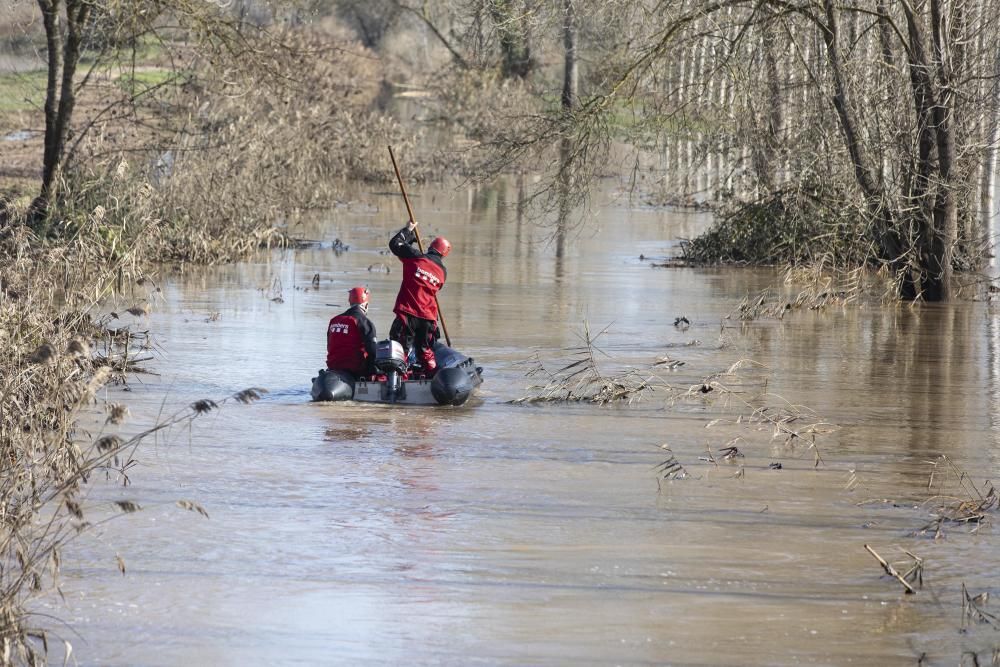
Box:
[46,181,1000,665]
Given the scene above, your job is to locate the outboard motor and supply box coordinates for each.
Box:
[374,339,407,402]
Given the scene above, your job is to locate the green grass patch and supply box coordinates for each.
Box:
[114,67,187,95]
[0,69,47,113]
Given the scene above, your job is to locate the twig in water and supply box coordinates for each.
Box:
[512,322,655,404]
[864,544,916,594]
[962,582,1000,631]
[655,445,689,489]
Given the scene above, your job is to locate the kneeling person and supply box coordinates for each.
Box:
[326,287,377,379]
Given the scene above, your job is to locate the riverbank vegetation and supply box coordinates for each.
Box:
[0,0,418,657]
[363,1,1000,302]
[5,2,1000,294]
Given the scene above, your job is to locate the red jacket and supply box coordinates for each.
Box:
[326,306,376,376]
[389,226,447,321]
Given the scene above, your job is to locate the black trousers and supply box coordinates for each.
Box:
[390,314,438,366]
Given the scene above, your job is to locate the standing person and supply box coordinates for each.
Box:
[326,286,377,379]
[388,220,450,375]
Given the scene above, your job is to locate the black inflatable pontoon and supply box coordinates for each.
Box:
[311,340,483,406]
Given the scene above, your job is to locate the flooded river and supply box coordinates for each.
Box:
[49,181,1000,665]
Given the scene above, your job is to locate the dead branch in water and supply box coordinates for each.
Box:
[864,544,917,594]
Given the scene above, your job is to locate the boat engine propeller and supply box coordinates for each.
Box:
[374,339,407,402]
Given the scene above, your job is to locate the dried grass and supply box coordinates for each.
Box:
[916,456,998,538]
[511,322,653,404]
[962,582,1000,631]
[727,266,869,321]
[0,218,268,660]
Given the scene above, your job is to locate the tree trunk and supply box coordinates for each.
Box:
[33,0,91,218]
[979,46,1000,249]
[561,0,577,110]
[927,0,956,300]
[35,0,63,216]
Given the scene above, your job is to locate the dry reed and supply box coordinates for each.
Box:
[0,212,269,662]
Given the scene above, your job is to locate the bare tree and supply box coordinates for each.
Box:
[33,0,93,216]
[473,0,1000,301]
[23,0,300,223]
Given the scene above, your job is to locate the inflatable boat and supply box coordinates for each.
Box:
[311,340,483,406]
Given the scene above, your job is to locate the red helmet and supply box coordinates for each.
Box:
[429,237,451,257]
[348,286,369,305]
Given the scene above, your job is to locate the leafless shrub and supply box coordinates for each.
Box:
[510,322,837,473]
[698,374,836,469]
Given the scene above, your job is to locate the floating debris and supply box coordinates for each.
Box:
[920,456,998,535]
[962,582,1000,630]
[864,544,917,595]
[512,323,653,404]
[655,445,689,488]
[94,435,123,453]
[105,403,129,425]
[113,500,142,513]
[232,387,268,404]
[718,445,744,461]
[653,355,685,370]
[176,500,210,518]
[28,343,55,365]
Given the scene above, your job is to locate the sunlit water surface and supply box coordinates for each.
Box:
[46,181,1000,665]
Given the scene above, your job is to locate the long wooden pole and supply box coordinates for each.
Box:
[387,145,452,346]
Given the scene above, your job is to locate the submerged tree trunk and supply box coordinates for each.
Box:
[556,0,577,266]
[927,0,957,300]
